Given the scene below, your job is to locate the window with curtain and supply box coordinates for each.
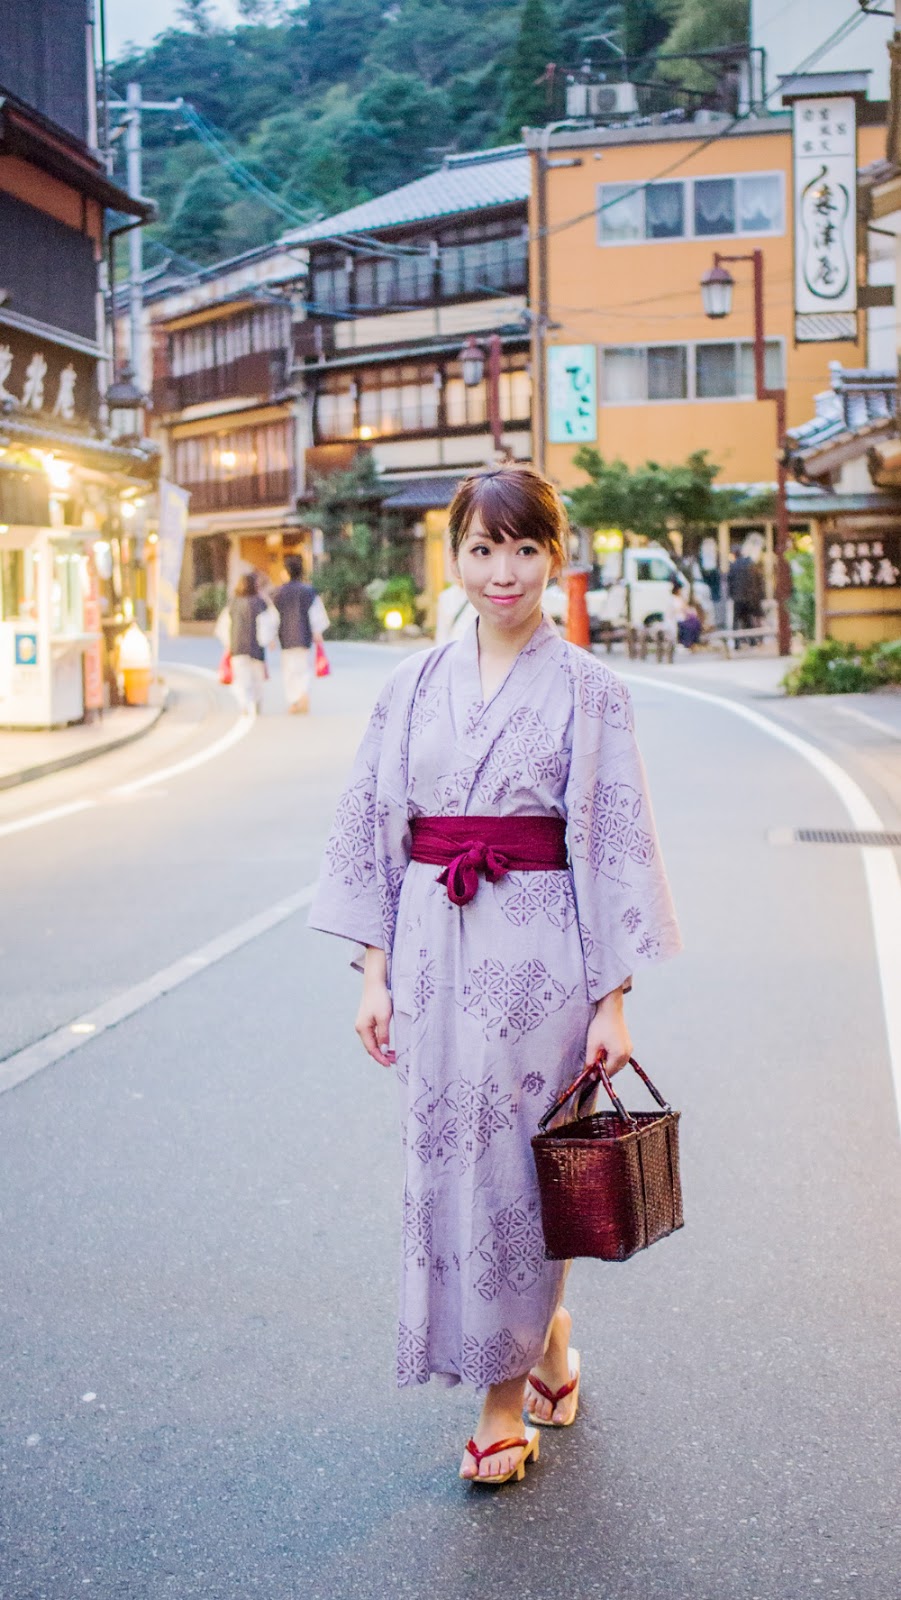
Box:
[603,346,644,403]
[738,173,782,235]
[694,177,735,236]
[647,345,687,400]
[695,343,737,399]
[598,184,643,243]
[645,182,684,239]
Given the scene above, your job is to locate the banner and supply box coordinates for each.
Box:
[155,478,190,639]
[548,345,597,443]
[792,96,857,324]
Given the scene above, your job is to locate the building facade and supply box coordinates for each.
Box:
[144,242,308,620]
[0,5,156,726]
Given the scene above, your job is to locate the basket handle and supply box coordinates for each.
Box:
[537,1052,671,1134]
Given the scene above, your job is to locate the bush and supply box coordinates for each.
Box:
[193,581,227,621]
[789,548,816,642]
[368,573,419,629]
[783,637,901,695]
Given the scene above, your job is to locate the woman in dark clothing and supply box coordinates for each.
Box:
[228,572,268,717]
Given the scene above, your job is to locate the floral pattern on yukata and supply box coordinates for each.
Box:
[496,871,576,930]
[563,652,634,731]
[470,1196,546,1302]
[397,1322,430,1385]
[402,1188,434,1265]
[460,957,573,1041]
[408,1075,515,1171]
[473,708,566,804]
[323,767,377,887]
[461,1330,530,1388]
[569,778,655,886]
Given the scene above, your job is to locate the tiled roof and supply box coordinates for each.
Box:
[283,146,529,245]
[786,364,897,458]
[380,474,465,510]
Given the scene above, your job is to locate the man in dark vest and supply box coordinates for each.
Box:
[272,554,324,713]
[727,550,765,637]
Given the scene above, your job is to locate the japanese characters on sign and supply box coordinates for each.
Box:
[792,96,857,318]
[825,534,901,591]
[0,326,95,427]
[548,345,597,443]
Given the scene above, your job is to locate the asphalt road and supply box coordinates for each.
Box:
[1,636,899,1600]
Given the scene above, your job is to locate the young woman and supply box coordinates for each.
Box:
[310,466,681,1487]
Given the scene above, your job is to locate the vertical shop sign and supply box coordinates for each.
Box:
[156,479,190,638]
[83,551,104,710]
[548,345,597,443]
[792,96,857,323]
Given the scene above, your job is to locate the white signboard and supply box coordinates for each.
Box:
[547,345,597,444]
[792,96,857,316]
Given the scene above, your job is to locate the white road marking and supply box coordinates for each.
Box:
[112,705,253,796]
[628,673,901,1133]
[0,885,316,1097]
[0,798,96,840]
[832,703,901,739]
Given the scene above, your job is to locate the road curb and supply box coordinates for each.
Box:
[0,697,168,793]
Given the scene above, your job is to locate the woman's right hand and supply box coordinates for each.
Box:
[355,977,396,1068]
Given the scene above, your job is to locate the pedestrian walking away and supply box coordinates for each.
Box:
[727,547,765,636]
[310,465,682,1489]
[272,554,330,714]
[215,573,275,716]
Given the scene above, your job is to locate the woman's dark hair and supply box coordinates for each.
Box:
[447,466,569,570]
[235,572,258,598]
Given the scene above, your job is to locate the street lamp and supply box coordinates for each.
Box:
[460,333,505,456]
[699,248,792,657]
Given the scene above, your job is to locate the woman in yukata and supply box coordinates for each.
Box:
[310,465,681,1488]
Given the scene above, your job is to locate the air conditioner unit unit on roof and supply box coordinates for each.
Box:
[565,80,638,120]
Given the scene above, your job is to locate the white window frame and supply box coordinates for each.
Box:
[601,336,786,404]
[596,170,785,246]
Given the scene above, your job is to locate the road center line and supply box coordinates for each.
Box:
[626,672,901,1133]
[0,798,96,840]
[0,885,316,1098]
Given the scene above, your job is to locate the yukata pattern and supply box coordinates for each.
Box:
[310,617,681,1389]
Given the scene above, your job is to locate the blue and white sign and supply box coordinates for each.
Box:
[548,345,597,443]
[14,633,38,667]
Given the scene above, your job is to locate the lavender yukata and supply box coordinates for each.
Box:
[310,617,681,1389]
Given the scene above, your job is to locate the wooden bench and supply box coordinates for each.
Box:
[704,627,777,656]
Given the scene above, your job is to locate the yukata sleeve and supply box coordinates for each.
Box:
[308,672,411,965]
[564,665,682,1003]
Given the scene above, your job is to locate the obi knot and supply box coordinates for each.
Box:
[438,841,511,906]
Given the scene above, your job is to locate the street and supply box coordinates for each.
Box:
[1,640,899,1600]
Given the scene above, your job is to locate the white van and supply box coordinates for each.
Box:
[544,543,687,636]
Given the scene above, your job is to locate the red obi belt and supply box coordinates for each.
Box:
[409,815,568,906]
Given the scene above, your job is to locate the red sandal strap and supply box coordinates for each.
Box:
[527,1372,577,1407]
[464,1435,528,1468]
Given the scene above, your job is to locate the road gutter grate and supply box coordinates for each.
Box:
[795,828,901,846]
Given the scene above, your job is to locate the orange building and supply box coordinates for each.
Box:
[526,109,887,517]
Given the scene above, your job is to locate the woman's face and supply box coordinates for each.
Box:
[451,513,556,631]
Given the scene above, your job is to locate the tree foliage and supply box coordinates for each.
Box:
[110,0,750,265]
[569,446,772,552]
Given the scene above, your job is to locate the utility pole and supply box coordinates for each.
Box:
[125,83,144,384]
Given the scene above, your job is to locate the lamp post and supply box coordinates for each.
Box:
[700,249,792,657]
[460,333,505,457]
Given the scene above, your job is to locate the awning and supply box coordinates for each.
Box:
[0,416,159,479]
[380,474,464,510]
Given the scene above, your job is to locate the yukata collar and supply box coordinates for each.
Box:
[454,612,560,732]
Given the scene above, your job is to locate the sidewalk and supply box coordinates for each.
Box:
[0,698,166,790]
[618,644,901,828]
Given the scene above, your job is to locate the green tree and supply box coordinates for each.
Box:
[307,455,386,632]
[568,446,771,553]
[502,0,557,139]
[167,165,237,261]
[349,73,453,192]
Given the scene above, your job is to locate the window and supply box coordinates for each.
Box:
[439,229,528,296]
[647,346,687,400]
[694,178,734,237]
[697,339,783,397]
[603,339,784,402]
[599,171,783,244]
[645,182,684,239]
[635,556,674,582]
[311,263,349,313]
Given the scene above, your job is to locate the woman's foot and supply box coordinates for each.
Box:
[525,1307,579,1425]
[459,1375,531,1481]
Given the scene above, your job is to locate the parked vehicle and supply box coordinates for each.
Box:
[544,544,688,638]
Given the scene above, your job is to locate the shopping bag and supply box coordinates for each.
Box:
[315,640,331,678]
[218,651,233,685]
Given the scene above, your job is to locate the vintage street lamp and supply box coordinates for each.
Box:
[459,332,505,456]
[699,249,792,657]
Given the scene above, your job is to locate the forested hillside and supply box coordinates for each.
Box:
[109,0,748,266]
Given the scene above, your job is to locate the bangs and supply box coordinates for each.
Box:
[448,467,569,559]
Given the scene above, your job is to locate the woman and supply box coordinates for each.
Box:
[310,466,681,1487]
[225,572,268,717]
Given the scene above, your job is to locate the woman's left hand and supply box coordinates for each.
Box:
[585,987,632,1076]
